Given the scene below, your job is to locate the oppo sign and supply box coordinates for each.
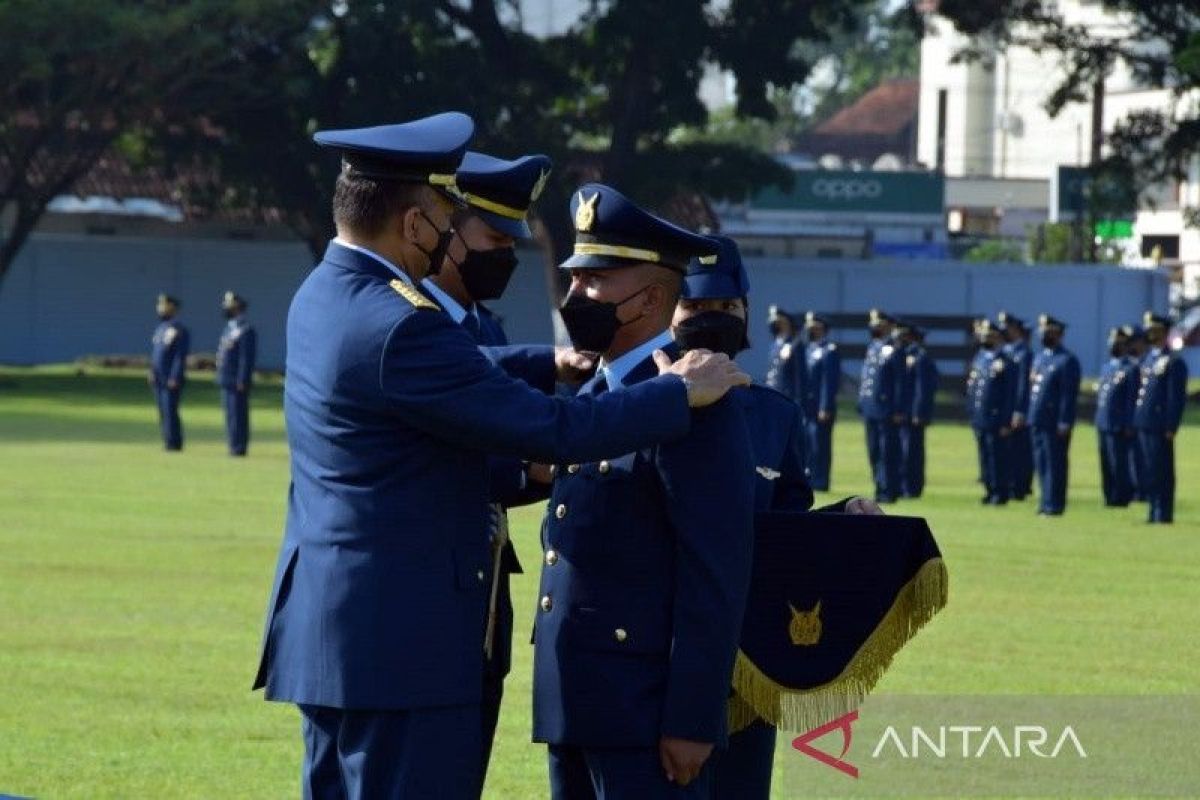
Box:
[811,177,884,201]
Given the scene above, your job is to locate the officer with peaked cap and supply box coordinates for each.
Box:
[149,293,189,450]
[533,185,756,798]
[215,291,257,456]
[251,115,749,799]
[420,150,555,779]
[803,311,841,491]
[765,305,806,406]
[897,322,939,498]
[671,235,881,800]
[971,320,1016,504]
[1094,325,1137,506]
[1124,326,1150,499]
[1028,314,1081,515]
[1134,312,1188,523]
[858,309,905,502]
[997,311,1034,500]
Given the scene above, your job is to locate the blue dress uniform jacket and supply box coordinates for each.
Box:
[532,344,756,749]
[1134,348,1188,522]
[1028,346,1081,514]
[254,241,694,712]
[804,340,840,491]
[1003,340,1035,499]
[216,317,257,455]
[1095,356,1137,506]
[901,345,939,497]
[766,336,806,404]
[971,350,1015,503]
[858,338,905,501]
[150,318,189,449]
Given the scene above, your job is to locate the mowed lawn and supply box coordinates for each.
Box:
[0,366,1197,799]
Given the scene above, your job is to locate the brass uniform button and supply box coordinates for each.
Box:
[598,461,610,474]
[544,549,559,566]
[540,595,553,612]
[567,464,581,474]
[614,628,628,643]
[555,504,567,519]
[549,464,558,478]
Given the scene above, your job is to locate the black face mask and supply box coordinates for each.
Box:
[223,308,237,320]
[415,210,454,277]
[558,286,648,353]
[1041,333,1059,348]
[456,245,519,301]
[675,310,748,359]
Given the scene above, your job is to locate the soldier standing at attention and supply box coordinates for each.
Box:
[765,305,805,405]
[803,312,840,491]
[858,309,905,503]
[997,311,1034,500]
[1125,326,1150,500]
[534,185,756,799]
[422,148,555,784]
[1028,314,1081,516]
[970,320,1015,505]
[252,114,748,799]
[898,323,938,498]
[215,291,257,457]
[149,293,189,451]
[1134,312,1188,524]
[1093,326,1137,506]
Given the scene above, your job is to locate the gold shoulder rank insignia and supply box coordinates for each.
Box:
[788,600,822,646]
[531,168,550,202]
[389,279,440,311]
[1155,356,1170,375]
[756,466,781,481]
[575,191,599,232]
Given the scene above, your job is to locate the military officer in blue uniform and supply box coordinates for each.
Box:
[803,311,840,491]
[1124,326,1150,499]
[252,114,749,800]
[1094,325,1138,506]
[765,305,805,404]
[149,293,189,451]
[898,323,938,498]
[215,291,257,456]
[534,185,756,799]
[858,309,905,503]
[421,149,555,782]
[969,320,1015,504]
[1134,312,1188,523]
[1028,314,1081,515]
[998,311,1034,500]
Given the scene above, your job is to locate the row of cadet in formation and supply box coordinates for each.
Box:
[250,111,886,800]
[149,291,257,456]
[762,305,1187,523]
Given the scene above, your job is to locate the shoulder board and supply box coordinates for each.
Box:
[390,279,440,311]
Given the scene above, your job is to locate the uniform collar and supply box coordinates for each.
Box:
[330,238,413,285]
[420,278,477,325]
[599,329,674,390]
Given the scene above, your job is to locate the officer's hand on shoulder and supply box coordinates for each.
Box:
[654,349,749,408]
[659,737,713,786]
[554,348,596,385]
[526,462,554,484]
[844,497,885,515]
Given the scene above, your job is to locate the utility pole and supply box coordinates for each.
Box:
[1087,66,1106,263]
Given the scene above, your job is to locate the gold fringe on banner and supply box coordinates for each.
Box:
[729,557,949,733]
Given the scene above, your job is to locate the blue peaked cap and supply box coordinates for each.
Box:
[455,151,552,240]
[682,235,750,299]
[314,112,474,193]
[560,183,717,271]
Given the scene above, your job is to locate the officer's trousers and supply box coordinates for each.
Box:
[712,719,775,800]
[480,563,514,783]
[222,388,250,455]
[154,385,183,450]
[900,423,926,497]
[549,743,714,800]
[1137,431,1175,523]
[1129,434,1146,500]
[1010,426,1034,498]
[1098,431,1133,506]
[975,427,1011,502]
[863,418,901,502]
[805,419,834,491]
[1032,427,1070,514]
[299,703,481,800]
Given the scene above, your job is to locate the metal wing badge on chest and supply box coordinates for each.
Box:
[756,466,781,481]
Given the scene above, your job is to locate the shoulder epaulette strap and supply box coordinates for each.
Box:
[389,279,440,311]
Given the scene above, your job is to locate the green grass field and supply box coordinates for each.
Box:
[1,366,1197,798]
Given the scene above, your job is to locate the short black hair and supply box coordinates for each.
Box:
[332,173,429,237]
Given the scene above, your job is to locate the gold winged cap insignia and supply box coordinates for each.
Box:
[575,191,599,232]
